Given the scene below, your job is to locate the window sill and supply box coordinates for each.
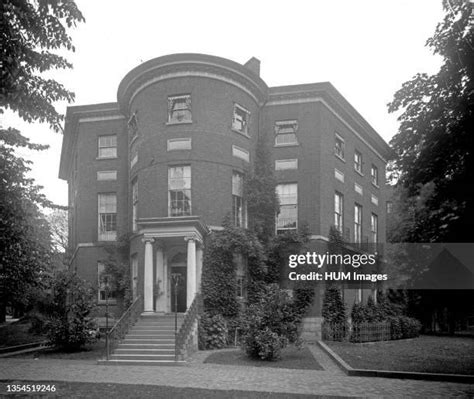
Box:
[274,143,299,148]
[232,128,250,138]
[371,182,380,189]
[335,154,345,162]
[355,169,364,177]
[166,120,193,126]
[98,300,117,305]
[96,156,118,161]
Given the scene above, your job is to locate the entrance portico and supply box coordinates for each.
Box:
[138,216,208,314]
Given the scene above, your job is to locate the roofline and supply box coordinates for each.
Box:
[58,102,122,180]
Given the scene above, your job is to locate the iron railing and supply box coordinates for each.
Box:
[105,295,143,360]
[175,293,202,361]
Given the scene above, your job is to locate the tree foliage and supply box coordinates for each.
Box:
[1,0,85,131]
[388,0,474,242]
[46,270,97,351]
[245,135,279,245]
[0,128,54,321]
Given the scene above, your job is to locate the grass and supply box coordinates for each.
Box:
[9,340,105,360]
[0,380,341,398]
[326,335,474,375]
[204,345,323,370]
[0,320,45,348]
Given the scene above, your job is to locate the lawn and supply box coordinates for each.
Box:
[204,346,323,370]
[0,381,332,398]
[326,335,474,375]
[9,340,105,360]
[0,320,45,348]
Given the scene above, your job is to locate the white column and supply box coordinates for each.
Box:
[155,245,165,312]
[196,245,203,293]
[143,237,155,312]
[185,237,197,308]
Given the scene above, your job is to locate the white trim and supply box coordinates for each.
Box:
[335,169,345,183]
[371,194,379,206]
[97,170,117,181]
[79,115,125,123]
[266,97,387,163]
[167,138,192,151]
[275,159,298,170]
[130,71,259,107]
[232,145,250,162]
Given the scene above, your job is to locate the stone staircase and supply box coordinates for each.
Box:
[99,313,185,365]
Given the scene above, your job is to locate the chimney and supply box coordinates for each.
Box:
[243,57,260,76]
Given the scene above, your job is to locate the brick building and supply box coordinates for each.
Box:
[59,53,391,323]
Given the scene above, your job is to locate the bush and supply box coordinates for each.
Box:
[45,271,97,351]
[388,316,403,340]
[322,286,346,324]
[240,284,299,361]
[399,315,422,338]
[198,312,228,350]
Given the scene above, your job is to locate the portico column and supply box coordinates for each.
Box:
[185,237,196,308]
[142,237,155,312]
[196,245,203,292]
[155,244,165,312]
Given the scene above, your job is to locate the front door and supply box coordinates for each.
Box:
[170,266,186,312]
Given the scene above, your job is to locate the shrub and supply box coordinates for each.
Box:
[198,312,228,350]
[240,284,299,360]
[399,315,422,338]
[388,316,403,340]
[322,286,346,324]
[45,271,97,351]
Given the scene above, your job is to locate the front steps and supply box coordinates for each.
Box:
[98,313,185,366]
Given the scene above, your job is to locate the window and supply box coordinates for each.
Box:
[371,164,379,186]
[232,145,250,162]
[168,95,192,123]
[354,203,362,243]
[354,150,363,174]
[98,135,117,159]
[276,183,297,232]
[354,182,363,195]
[386,201,393,214]
[232,103,250,135]
[275,159,298,170]
[98,262,117,302]
[236,276,244,298]
[98,193,117,241]
[97,170,117,181]
[168,166,191,216]
[132,178,138,232]
[334,192,344,232]
[334,134,345,160]
[232,172,246,227]
[274,120,298,146]
[128,112,138,138]
[371,213,378,243]
[167,138,192,151]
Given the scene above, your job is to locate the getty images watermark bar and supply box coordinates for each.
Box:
[284,243,474,290]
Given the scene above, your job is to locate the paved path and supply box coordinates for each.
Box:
[0,345,473,398]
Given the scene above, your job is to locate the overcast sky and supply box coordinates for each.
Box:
[2,0,445,206]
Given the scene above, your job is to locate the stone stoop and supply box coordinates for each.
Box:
[98,313,185,366]
[300,317,322,342]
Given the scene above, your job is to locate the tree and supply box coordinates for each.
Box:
[0,128,54,321]
[388,0,473,242]
[0,0,84,321]
[1,0,85,131]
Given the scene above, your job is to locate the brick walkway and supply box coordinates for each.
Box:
[0,345,473,398]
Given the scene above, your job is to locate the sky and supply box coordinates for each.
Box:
[2,0,445,207]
